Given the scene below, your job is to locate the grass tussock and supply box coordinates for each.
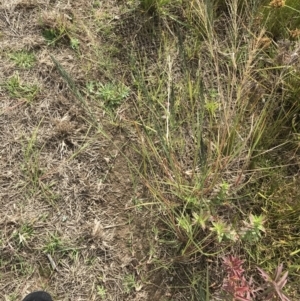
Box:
[123,0,300,299]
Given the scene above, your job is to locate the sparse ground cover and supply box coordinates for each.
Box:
[0,0,300,300]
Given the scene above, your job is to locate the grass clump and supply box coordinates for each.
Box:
[120,0,300,298]
[131,0,270,249]
[2,73,39,101]
[43,230,78,256]
[21,121,45,191]
[12,223,34,247]
[40,11,80,50]
[122,273,142,294]
[43,234,65,255]
[8,51,36,69]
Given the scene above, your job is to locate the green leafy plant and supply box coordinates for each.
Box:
[85,81,130,108]
[204,100,219,118]
[210,220,238,243]
[192,210,211,230]
[96,285,106,299]
[70,37,80,50]
[240,214,266,243]
[42,27,66,45]
[216,181,230,202]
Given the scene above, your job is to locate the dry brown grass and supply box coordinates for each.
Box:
[0,1,165,300]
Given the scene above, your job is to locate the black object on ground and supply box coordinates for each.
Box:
[22,291,53,301]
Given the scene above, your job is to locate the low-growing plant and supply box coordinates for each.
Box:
[123,273,138,294]
[8,51,36,69]
[221,256,291,301]
[257,264,291,301]
[70,37,80,50]
[96,285,106,299]
[240,214,266,243]
[3,73,39,101]
[210,220,238,243]
[85,81,130,108]
[43,234,64,255]
[42,27,67,46]
[181,212,266,245]
[12,224,34,247]
[221,256,252,301]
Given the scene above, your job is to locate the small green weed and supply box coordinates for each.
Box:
[204,100,219,118]
[240,214,266,243]
[85,81,130,108]
[42,27,67,46]
[3,73,38,101]
[70,37,80,50]
[210,220,238,243]
[12,224,34,247]
[8,51,36,69]
[96,285,106,300]
[123,274,138,293]
[216,181,230,202]
[43,234,64,255]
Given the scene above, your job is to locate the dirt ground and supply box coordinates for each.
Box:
[0,1,175,300]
